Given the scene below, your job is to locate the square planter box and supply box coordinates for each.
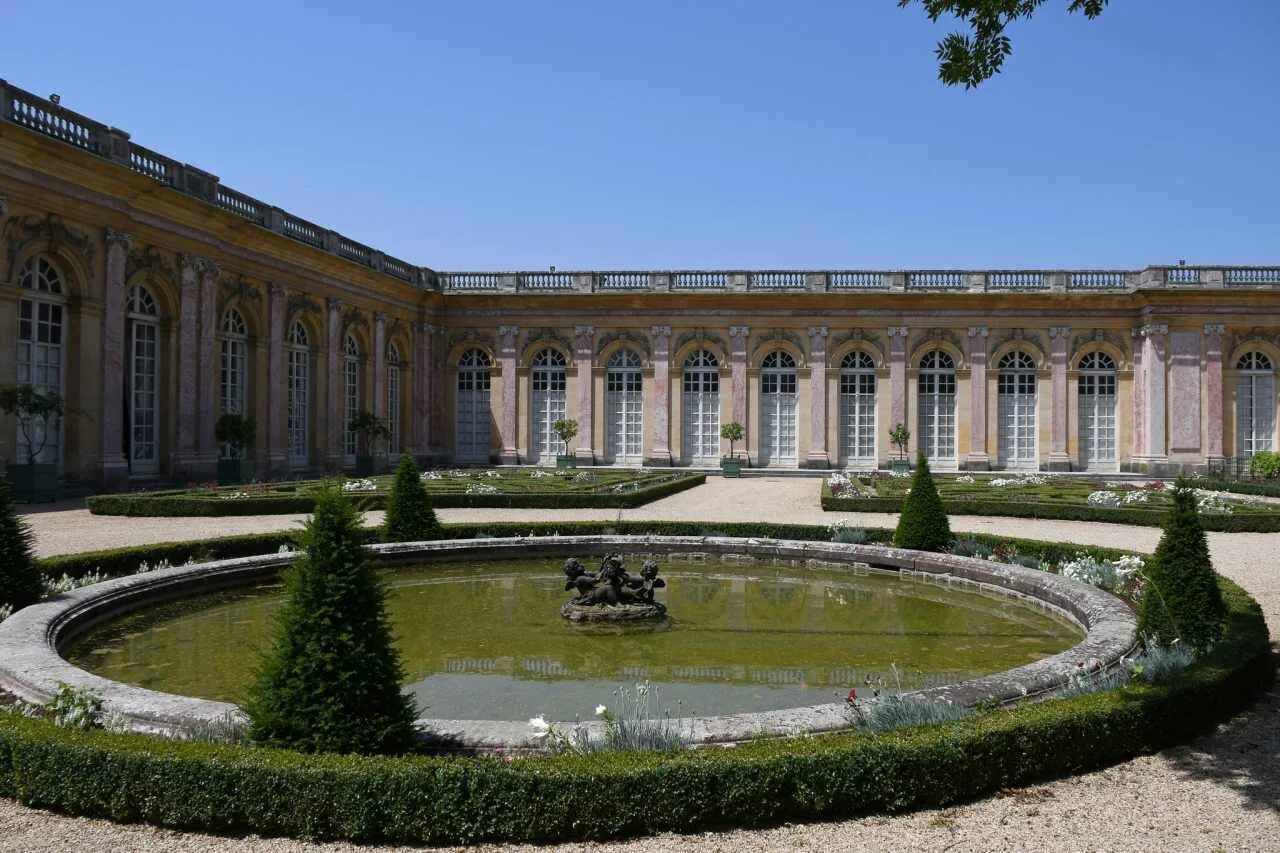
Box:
[217,458,256,486]
[5,463,58,503]
[720,457,743,478]
[556,455,578,470]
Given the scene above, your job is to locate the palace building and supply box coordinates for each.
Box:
[1,78,1278,488]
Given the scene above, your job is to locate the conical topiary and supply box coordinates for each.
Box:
[383,454,441,543]
[0,476,43,613]
[892,452,952,552]
[246,485,417,754]
[1137,480,1227,652]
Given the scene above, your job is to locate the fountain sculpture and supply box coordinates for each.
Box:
[560,553,667,621]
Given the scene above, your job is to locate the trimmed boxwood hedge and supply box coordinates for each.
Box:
[84,474,705,517]
[0,577,1269,844]
[37,520,1137,583]
[1193,478,1280,499]
[820,483,1280,533]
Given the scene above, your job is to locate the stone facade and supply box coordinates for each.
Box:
[2,80,1279,486]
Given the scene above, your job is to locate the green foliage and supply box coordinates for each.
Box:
[383,454,440,543]
[46,683,104,730]
[245,487,416,755]
[1248,450,1280,479]
[899,0,1109,88]
[888,422,911,459]
[349,410,390,456]
[213,413,257,454]
[830,525,869,545]
[719,421,745,458]
[848,695,973,731]
[0,477,42,611]
[893,453,952,551]
[0,577,1267,846]
[1137,482,1228,652]
[0,384,64,464]
[552,418,578,455]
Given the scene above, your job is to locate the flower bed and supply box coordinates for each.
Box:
[85,470,705,516]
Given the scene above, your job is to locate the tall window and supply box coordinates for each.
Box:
[606,348,643,465]
[760,350,798,466]
[15,256,64,464]
[681,350,720,465]
[126,284,160,475]
[455,348,491,463]
[1236,351,1275,457]
[839,351,876,466]
[343,335,360,462]
[1078,351,1117,469]
[287,322,310,467]
[219,308,248,459]
[918,350,957,463]
[997,351,1037,469]
[386,343,402,455]
[530,348,567,463]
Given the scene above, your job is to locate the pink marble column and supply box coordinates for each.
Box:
[729,325,750,443]
[373,312,387,421]
[1131,329,1144,462]
[1169,329,1203,455]
[887,326,909,446]
[325,297,344,470]
[266,284,288,475]
[100,229,130,485]
[174,254,202,475]
[196,260,219,473]
[1136,324,1169,464]
[411,321,431,456]
[429,325,445,453]
[1203,324,1225,463]
[806,326,829,468]
[966,326,990,470]
[499,325,519,464]
[647,325,672,465]
[574,325,595,462]
[1049,326,1071,469]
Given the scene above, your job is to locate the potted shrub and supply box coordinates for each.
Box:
[720,422,745,477]
[0,384,63,502]
[889,422,911,473]
[350,411,390,476]
[215,413,258,485]
[553,419,579,469]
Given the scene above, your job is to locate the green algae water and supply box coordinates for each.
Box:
[65,558,1082,720]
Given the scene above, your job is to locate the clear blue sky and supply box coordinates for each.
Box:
[5,1,1278,270]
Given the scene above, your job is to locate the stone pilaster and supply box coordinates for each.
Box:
[966,326,990,470]
[499,325,519,465]
[1169,328,1203,455]
[99,228,131,486]
[1048,326,1071,470]
[805,326,829,468]
[196,259,219,472]
[887,327,909,454]
[266,283,288,475]
[173,254,202,476]
[1135,324,1169,465]
[646,325,672,466]
[373,312,386,422]
[1203,323,1225,464]
[574,325,595,462]
[411,321,432,457]
[729,325,750,444]
[325,297,344,470]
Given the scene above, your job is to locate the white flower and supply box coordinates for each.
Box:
[277,544,294,554]
[1087,490,1120,507]
[465,482,498,495]
[342,478,377,493]
[420,470,443,480]
[955,475,975,483]
[1121,489,1150,504]
[594,704,607,716]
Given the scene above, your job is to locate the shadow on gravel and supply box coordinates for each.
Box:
[1164,654,1280,814]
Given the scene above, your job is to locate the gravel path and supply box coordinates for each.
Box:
[4,478,1278,852]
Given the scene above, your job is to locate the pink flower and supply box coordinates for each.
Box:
[846,688,858,703]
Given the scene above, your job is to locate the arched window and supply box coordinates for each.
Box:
[343,335,360,462]
[15,256,65,464]
[287,322,310,467]
[1236,351,1275,457]
[455,348,492,463]
[530,348,567,463]
[126,284,161,474]
[918,350,957,463]
[386,343,402,455]
[1078,351,1118,469]
[997,351,1037,469]
[760,350,798,465]
[839,351,877,465]
[606,349,643,465]
[219,308,248,460]
[682,350,720,465]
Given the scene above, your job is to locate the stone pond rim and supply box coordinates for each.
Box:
[0,535,1138,751]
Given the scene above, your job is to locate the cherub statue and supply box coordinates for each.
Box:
[624,558,666,605]
[563,556,599,597]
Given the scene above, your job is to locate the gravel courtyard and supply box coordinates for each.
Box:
[3,477,1277,852]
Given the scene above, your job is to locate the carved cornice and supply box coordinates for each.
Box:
[218,271,261,307]
[523,326,573,358]
[3,213,94,282]
[126,245,177,285]
[674,330,728,359]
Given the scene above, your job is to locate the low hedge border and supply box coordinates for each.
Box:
[1193,478,1280,499]
[84,474,705,517]
[0,576,1268,845]
[820,483,1280,532]
[38,520,1137,583]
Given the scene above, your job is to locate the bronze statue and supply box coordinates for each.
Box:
[559,553,667,621]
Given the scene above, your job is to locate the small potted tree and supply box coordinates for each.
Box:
[889,422,911,473]
[215,413,258,485]
[553,419,579,469]
[720,421,745,477]
[350,411,390,477]
[0,385,63,503]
